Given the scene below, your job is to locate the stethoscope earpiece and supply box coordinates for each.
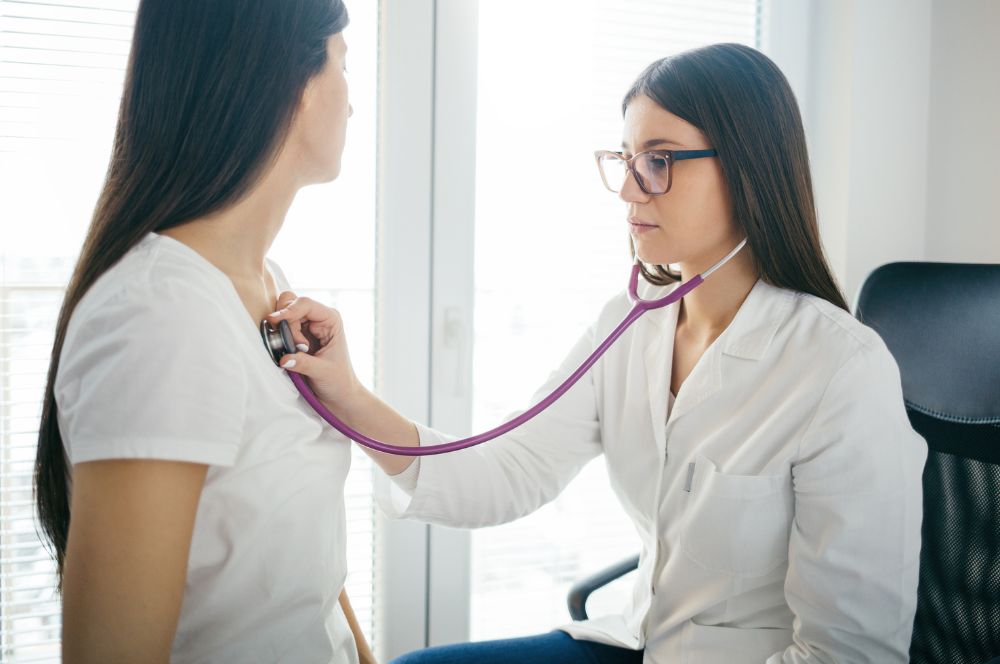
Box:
[260,319,296,366]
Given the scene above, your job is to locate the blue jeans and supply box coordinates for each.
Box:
[390,630,643,664]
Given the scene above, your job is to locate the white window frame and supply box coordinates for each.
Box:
[375,0,478,656]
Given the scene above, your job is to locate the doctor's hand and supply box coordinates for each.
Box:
[267,292,421,475]
[266,292,362,408]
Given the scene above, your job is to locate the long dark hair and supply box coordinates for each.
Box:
[624,43,848,312]
[35,0,349,585]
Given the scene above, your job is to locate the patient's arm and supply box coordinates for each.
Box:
[62,459,208,664]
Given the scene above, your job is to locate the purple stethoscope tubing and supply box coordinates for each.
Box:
[279,239,747,456]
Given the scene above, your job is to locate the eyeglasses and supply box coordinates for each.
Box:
[594,148,718,196]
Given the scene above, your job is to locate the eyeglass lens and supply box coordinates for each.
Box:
[599,153,670,194]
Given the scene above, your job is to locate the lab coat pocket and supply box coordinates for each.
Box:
[680,455,792,577]
[682,621,793,664]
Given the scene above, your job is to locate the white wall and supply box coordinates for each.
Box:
[778,0,999,304]
[925,0,1000,265]
[796,0,935,302]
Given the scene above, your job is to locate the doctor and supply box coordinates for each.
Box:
[269,43,927,663]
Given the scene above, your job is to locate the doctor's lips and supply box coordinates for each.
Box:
[629,217,658,234]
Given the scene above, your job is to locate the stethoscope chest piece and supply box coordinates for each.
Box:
[260,319,296,366]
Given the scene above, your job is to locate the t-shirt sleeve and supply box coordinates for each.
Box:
[55,281,248,467]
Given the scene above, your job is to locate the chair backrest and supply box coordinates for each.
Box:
[854,261,1000,664]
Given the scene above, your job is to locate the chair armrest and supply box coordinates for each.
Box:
[567,554,640,621]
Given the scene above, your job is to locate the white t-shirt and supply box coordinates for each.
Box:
[55,232,359,664]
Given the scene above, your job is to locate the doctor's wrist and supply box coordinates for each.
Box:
[320,382,371,425]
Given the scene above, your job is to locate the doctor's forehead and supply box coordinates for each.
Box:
[622,95,705,150]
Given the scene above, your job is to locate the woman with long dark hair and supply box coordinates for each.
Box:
[35,1,374,661]
[269,44,927,663]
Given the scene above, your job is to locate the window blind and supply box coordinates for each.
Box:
[1,2,137,658]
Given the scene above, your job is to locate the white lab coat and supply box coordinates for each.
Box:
[376,275,927,663]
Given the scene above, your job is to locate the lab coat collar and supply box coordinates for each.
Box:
[718,278,795,361]
[639,276,795,453]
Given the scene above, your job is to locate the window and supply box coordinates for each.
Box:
[2,0,781,657]
[468,0,763,640]
[0,0,379,659]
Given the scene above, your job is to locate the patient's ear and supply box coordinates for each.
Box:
[297,78,315,113]
[285,78,317,152]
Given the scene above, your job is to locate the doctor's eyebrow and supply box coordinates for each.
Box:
[621,138,685,151]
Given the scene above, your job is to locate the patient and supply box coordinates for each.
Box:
[34,1,374,662]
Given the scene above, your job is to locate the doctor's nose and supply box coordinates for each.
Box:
[619,170,650,205]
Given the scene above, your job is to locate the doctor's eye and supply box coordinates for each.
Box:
[644,155,669,171]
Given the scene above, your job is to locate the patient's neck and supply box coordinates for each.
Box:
[161,172,295,281]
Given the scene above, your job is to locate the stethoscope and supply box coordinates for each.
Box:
[260,238,747,456]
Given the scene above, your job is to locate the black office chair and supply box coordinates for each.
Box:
[567,262,1000,664]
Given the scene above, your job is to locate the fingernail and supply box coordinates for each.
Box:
[282,359,297,369]
[268,311,282,317]
[296,343,310,352]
